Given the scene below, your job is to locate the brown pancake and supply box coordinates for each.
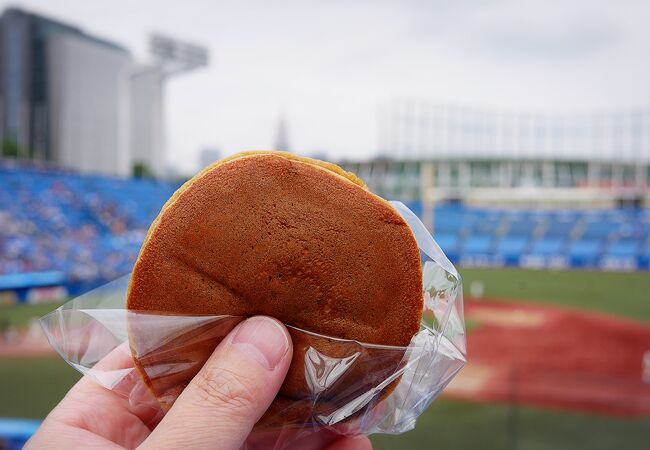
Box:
[127,151,423,422]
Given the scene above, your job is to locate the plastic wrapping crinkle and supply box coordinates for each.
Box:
[40,201,466,449]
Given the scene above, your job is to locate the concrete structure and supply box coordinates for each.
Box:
[0,8,135,176]
[48,33,132,176]
[341,101,650,212]
[199,147,221,170]
[0,8,207,178]
[341,158,650,208]
[380,100,650,163]
[130,64,165,177]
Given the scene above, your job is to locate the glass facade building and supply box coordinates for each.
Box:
[0,8,128,162]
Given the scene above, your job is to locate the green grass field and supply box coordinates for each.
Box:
[0,358,79,419]
[372,399,650,450]
[1,268,649,449]
[0,301,64,330]
[459,268,650,322]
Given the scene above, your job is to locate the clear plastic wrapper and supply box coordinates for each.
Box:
[40,201,466,449]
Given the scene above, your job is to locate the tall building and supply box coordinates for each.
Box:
[199,147,221,170]
[0,8,133,175]
[130,64,164,177]
[48,32,132,176]
[0,8,207,178]
[273,115,290,152]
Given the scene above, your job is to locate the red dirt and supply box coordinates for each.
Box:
[445,299,650,418]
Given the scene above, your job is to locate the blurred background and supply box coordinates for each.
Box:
[1,1,649,449]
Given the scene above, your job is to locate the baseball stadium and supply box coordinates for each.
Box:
[1,4,650,450]
[2,104,649,449]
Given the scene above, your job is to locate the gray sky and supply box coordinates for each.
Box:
[5,0,650,173]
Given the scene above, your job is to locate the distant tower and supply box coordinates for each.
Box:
[274,115,290,152]
[199,147,221,169]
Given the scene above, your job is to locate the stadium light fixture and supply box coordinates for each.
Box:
[150,33,209,78]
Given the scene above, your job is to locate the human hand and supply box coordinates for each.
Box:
[26,316,372,450]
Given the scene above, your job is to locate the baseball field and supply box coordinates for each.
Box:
[1,268,649,449]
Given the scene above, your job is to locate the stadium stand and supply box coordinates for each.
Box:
[606,238,641,257]
[568,239,602,267]
[0,162,177,299]
[421,202,649,271]
[0,163,648,303]
[495,236,528,264]
[530,238,566,257]
[432,233,459,258]
[0,418,40,450]
[462,235,493,256]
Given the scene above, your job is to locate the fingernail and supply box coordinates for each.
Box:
[231,317,289,370]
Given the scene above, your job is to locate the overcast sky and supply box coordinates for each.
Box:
[4,0,650,173]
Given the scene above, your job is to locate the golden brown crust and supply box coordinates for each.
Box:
[127,151,423,415]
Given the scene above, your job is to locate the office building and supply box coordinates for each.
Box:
[0,8,203,178]
[130,64,164,177]
[0,8,135,176]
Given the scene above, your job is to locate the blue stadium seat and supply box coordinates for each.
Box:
[465,213,503,236]
[541,219,576,239]
[461,234,493,255]
[605,239,642,257]
[434,233,460,254]
[581,221,619,240]
[496,236,529,256]
[495,236,528,265]
[505,219,539,237]
[0,418,40,450]
[639,245,650,269]
[529,238,565,256]
[403,201,422,217]
[568,239,603,266]
[434,216,464,233]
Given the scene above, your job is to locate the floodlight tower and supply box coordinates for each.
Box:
[130,34,209,178]
[149,34,209,78]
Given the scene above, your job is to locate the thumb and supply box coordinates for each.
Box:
[139,316,292,450]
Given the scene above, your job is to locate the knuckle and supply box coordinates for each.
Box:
[193,365,257,414]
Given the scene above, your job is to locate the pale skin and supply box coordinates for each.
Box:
[26,316,372,450]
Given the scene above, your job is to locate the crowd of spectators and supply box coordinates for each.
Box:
[0,162,177,283]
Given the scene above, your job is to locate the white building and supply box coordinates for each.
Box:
[130,65,165,177]
[48,33,132,176]
[0,8,206,179]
